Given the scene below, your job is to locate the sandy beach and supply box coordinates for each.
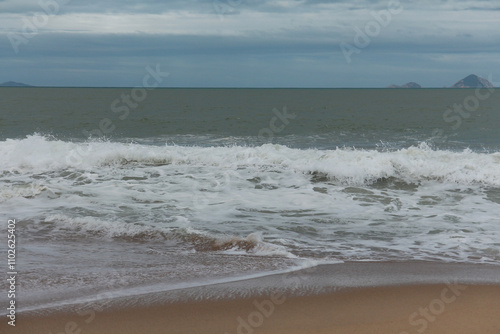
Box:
[5,284,500,334]
[3,262,500,334]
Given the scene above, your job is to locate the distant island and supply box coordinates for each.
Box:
[388,74,494,89]
[387,82,422,89]
[0,81,33,87]
[451,74,494,88]
[1,75,495,89]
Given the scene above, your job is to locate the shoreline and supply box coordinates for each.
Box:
[4,284,500,334]
[3,262,500,333]
[9,261,500,316]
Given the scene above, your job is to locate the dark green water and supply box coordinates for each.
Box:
[1,88,499,150]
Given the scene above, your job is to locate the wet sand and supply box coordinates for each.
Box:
[3,262,500,334]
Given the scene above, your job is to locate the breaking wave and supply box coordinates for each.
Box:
[41,214,295,258]
[1,134,500,186]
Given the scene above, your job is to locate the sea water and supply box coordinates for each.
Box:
[1,88,499,311]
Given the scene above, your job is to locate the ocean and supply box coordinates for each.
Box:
[1,87,500,312]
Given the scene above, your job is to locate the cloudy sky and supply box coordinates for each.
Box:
[1,0,499,87]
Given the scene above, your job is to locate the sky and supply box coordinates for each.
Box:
[0,0,499,87]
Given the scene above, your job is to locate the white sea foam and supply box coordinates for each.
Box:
[1,135,500,271]
[1,135,499,186]
[40,214,296,258]
[0,183,47,202]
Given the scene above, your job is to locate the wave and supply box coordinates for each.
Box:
[1,134,500,186]
[41,214,295,258]
[0,183,47,202]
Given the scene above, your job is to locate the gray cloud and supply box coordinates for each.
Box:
[0,0,499,87]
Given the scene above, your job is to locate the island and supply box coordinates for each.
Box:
[387,82,422,88]
[387,75,495,89]
[0,81,33,87]
[451,74,494,88]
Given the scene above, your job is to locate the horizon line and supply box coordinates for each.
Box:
[0,86,494,89]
